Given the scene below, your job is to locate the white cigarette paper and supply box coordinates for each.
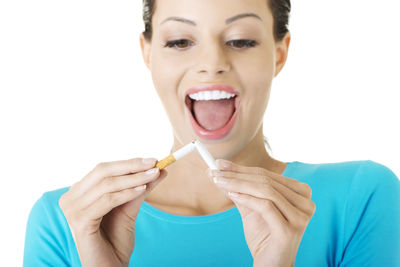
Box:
[156,140,196,169]
[173,141,196,160]
[194,140,219,170]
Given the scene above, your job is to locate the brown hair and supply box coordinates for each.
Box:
[141,0,291,153]
[142,0,291,43]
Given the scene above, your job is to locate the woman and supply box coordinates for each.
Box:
[23,0,400,266]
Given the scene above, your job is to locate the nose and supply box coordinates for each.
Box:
[196,38,231,75]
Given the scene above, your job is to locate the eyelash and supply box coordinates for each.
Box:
[163,39,258,50]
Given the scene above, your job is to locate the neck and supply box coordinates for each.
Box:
[146,124,284,211]
[170,124,276,171]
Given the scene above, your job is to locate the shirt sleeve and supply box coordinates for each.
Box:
[339,160,400,267]
[23,193,71,267]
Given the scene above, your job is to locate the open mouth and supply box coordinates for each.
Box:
[184,95,241,140]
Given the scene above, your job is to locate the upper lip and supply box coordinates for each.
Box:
[185,84,240,99]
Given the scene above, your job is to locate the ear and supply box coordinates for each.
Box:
[274,31,291,77]
[139,32,151,70]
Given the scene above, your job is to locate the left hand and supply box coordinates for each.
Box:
[206,159,316,267]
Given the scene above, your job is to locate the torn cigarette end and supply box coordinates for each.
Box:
[155,154,176,170]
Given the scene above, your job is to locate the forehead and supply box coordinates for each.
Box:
[152,0,273,29]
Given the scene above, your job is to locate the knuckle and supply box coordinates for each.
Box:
[254,167,267,176]
[69,181,79,192]
[58,191,72,211]
[101,177,114,190]
[262,199,275,213]
[310,200,317,215]
[129,158,142,172]
[261,182,275,198]
[69,181,83,196]
[95,162,105,169]
[94,162,106,174]
[300,182,312,198]
[294,212,310,230]
[58,195,66,210]
[261,180,272,192]
[103,192,114,204]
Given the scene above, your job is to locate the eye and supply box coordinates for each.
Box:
[163,38,258,50]
[227,39,258,49]
[163,39,193,49]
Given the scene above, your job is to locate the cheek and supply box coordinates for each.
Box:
[150,49,191,87]
[234,51,273,119]
[149,50,191,120]
[235,48,274,82]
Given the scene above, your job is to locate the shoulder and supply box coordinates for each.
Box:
[28,186,71,228]
[346,160,400,209]
[35,186,71,211]
[337,161,400,265]
[292,159,399,188]
[289,160,399,212]
[352,160,399,187]
[24,186,75,265]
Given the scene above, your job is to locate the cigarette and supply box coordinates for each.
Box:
[155,140,196,169]
[193,140,219,170]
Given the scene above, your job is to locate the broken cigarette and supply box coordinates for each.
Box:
[193,140,219,170]
[155,140,197,169]
[155,139,219,171]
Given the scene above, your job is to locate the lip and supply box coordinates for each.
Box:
[185,84,240,98]
[185,90,241,140]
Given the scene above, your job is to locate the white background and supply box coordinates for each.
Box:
[1,0,399,265]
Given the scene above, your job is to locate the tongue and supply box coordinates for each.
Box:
[192,98,235,131]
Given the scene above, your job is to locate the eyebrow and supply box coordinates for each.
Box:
[160,12,262,26]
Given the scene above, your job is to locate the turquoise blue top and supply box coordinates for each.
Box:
[23,160,400,266]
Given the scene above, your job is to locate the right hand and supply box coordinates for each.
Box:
[59,157,167,267]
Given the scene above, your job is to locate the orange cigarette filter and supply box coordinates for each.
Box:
[155,140,196,170]
[155,154,176,170]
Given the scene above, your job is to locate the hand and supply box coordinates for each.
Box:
[207,159,316,267]
[59,158,168,267]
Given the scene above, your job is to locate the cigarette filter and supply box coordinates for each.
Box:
[194,140,219,170]
[155,140,196,169]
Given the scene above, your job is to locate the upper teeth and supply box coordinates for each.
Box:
[189,90,236,101]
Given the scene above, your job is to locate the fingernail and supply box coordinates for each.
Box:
[216,159,230,169]
[142,158,156,164]
[228,191,240,197]
[135,184,147,191]
[145,167,159,174]
[213,177,228,184]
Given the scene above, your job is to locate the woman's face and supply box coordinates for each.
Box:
[140,0,290,159]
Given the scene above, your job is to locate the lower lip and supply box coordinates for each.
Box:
[187,97,241,140]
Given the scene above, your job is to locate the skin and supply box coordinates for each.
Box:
[139,0,291,215]
[59,0,314,266]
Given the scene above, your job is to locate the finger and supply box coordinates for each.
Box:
[144,169,168,194]
[120,169,168,214]
[83,186,148,221]
[210,171,314,216]
[77,167,160,210]
[214,177,307,225]
[214,160,311,198]
[228,192,288,236]
[71,158,158,197]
